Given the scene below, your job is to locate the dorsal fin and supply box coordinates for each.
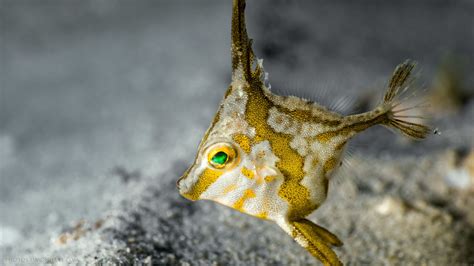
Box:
[231,0,260,83]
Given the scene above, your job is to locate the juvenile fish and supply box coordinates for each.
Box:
[177,1,430,265]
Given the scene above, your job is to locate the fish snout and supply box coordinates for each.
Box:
[176,173,197,201]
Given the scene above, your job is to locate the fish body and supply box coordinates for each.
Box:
[177,1,430,265]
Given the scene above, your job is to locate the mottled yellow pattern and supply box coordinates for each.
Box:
[245,87,317,219]
[323,157,338,174]
[264,175,276,183]
[182,168,223,201]
[176,0,430,265]
[233,134,252,153]
[241,167,255,179]
[233,189,256,211]
[316,132,335,143]
[222,183,238,195]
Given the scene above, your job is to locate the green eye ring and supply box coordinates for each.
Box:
[207,143,238,169]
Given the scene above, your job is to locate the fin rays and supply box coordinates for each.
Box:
[291,219,343,266]
[384,60,416,103]
[381,61,431,140]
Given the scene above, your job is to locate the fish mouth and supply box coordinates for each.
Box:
[176,175,187,194]
[178,186,197,201]
[176,166,192,191]
[176,176,184,190]
[176,173,197,201]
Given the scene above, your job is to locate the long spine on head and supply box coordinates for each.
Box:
[231,0,262,84]
[382,60,431,139]
[232,0,250,81]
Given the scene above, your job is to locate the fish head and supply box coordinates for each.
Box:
[177,84,284,218]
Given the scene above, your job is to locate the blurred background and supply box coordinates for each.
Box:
[1,0,473,264]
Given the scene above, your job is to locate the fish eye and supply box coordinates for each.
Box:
[206,143,238,169]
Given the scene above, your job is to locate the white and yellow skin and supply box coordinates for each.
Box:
[177,1,430,265]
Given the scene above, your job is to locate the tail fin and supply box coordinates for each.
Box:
[381,60,431,140]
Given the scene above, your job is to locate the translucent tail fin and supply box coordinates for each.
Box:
[382,60,431,140]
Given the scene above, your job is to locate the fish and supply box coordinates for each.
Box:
[177,0,430,265]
